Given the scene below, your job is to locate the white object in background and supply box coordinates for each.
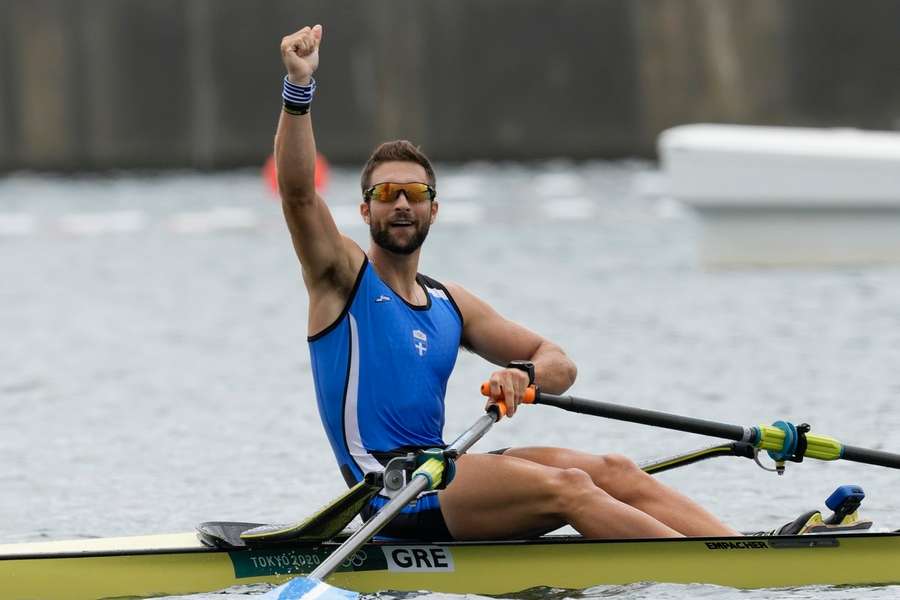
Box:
[659,124,900,266]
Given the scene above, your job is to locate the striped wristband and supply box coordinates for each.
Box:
[282,75,317,115]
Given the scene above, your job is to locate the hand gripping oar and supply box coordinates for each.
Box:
[481,383,900,470]
[262,405,506,600]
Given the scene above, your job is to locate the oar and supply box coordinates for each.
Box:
[240,474,382,545]
[481,383,900,469]
[262,405,506,600]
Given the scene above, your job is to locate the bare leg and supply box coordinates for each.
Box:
[501,447,739,536]
[438,453,682,540]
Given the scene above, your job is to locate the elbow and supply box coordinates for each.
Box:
[537,344,577,394]
[562,359,577,391]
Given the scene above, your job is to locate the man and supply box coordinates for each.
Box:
[277,24,739,540]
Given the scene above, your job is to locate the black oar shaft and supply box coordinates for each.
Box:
[538,392,752,442]
[536,391,900,471]
[841,445,900,469]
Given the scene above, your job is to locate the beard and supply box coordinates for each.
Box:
[370,219,431,255]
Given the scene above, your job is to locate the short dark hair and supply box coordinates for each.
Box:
[360,140,436,194]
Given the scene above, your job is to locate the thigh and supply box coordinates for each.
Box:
[438,453,569,541]
[500,446,643,498]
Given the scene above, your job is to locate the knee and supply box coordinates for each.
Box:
[592,453,648,487]
[550,468,607,512]
[598,453,642,476]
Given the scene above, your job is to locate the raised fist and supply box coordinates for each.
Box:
[281,24,323,85]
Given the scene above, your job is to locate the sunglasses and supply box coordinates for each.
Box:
[364,182,436,204]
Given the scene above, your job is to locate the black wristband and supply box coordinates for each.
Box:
[506,360,535,386]
[283,101,310,115]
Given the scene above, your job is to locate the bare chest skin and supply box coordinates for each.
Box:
[304,247,427,337]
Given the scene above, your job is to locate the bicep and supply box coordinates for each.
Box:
[451,284,544,365]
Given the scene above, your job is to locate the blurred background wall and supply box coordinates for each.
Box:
[1,0,899,171]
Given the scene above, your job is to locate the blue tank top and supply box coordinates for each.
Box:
[308,257,464,487]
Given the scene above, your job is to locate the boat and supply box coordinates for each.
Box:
[3,525,900,599]
[4,391,899,600]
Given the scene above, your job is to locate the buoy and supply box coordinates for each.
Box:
[263,153,330,197]
[314,153,330,192]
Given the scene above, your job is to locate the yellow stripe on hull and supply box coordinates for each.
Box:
[3,533,900,599]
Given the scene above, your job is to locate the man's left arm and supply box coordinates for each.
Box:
[446,282,577,417]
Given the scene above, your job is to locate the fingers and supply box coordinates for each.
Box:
[282,26,320,59]
[280,24,323,83]
[281,27,319,58]
[486,377,503,415]
[485,369,529,418]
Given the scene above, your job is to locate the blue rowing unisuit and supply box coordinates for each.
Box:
[308,257,463,487]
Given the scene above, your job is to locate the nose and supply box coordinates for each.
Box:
[393,190,411,207]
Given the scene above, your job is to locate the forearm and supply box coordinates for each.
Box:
[275,101,317,203]
[276,25,322,205]
[531,341,577,395]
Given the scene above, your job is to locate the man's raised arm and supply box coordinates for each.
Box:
[276,25,360,288]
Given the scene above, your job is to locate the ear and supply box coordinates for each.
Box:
[429,200,439,224]
[360,201,370,224]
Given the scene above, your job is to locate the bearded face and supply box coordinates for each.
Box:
[369,210,432,255]
[362,161,437,255]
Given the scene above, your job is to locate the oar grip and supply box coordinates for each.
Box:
[480,382,538,417]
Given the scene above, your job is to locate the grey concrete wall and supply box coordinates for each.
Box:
[1,0,899,171]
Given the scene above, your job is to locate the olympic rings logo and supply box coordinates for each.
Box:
[341,550,368,569]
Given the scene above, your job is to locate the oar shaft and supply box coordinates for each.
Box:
[841,444,900,469]
[537,393,755,443]
[308,408,501,582]
[310,476,429,579]
[445,412,496,455]
[537,392,900,470]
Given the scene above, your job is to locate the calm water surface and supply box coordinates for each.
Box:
[3,162,900,599]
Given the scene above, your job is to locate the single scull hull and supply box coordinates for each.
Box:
[2,530,900,599]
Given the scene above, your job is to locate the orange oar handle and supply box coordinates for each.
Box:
[480,382,538,417]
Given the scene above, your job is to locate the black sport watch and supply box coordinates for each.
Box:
[506,360,535,386]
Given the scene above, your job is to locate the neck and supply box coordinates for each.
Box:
[368,245,423,301]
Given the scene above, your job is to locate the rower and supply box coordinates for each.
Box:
[273,21,741,542]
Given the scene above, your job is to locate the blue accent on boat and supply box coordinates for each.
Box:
[826,485,865,512]
[767,420,797,462]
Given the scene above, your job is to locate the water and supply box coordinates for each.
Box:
[3,162,900,599]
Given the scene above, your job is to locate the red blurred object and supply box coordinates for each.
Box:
[263,153,330,197]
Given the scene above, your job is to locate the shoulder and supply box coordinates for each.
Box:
[442,281,471,303]
[441,281,496,324]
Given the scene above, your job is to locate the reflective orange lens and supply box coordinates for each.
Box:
[365,182,435,203]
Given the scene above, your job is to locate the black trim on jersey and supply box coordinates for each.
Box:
[382,274,431,311]
[418,273,465,326]
[307,256,369,342]
[340,463,358,488]
[370,445,447,465]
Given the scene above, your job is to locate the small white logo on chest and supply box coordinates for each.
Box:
[375,294,391,303]
[412,329,428,356]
